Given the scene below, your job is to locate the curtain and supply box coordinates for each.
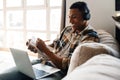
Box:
[60,0,66,32]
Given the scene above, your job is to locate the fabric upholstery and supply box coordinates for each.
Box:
[97,30,120,53]
[62,54,120,80]
[67,42,119,74]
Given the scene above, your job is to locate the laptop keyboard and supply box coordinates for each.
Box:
[33,68,49,78]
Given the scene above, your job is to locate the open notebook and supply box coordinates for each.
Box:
[10,48,60,79]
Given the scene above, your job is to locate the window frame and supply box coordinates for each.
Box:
[0,0,62,55]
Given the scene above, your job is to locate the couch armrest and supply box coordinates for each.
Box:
[0,67,33,80]
[0,59,40,80]
[0,59,64,80]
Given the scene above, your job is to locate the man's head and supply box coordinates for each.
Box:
[69,1,90,32]
[70,1,90,20]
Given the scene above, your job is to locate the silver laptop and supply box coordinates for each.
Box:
[10,48,60,79]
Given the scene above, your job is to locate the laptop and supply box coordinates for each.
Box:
[10,48,60,79]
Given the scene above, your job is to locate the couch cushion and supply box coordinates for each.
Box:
[67,42,119,74]
[97,30,120,53]
[62,54,120,80]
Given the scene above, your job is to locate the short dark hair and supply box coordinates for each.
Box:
[70,1,91,20]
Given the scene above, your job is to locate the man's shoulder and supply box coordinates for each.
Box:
[82,25,99,38]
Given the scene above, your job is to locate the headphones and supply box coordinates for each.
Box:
[82,3,91,20]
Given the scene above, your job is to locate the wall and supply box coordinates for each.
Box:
[65,0,116,36]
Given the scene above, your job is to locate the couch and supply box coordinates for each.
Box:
[62,54,120,80]
[0,59,65,80]
[0,30,120,80]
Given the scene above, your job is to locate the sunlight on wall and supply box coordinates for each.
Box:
[116,12,120,16]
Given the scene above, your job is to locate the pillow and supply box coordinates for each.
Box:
[97,30,120,53]
[67,43,119,74]
[62,54,120,80]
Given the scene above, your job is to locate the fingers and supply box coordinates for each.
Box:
[26,39,37,53]
[37,38,45,44]
[26,41,29,46]
[28,44,37,53]
[26,38,45,53]
[26,39,31,46]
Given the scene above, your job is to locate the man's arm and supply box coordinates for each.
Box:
[36,38,64,69]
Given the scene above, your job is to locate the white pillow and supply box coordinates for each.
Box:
[67,43,119,74]
[62,54,120,80]
[97,30,120,52]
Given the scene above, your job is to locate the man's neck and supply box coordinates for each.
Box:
[75,24,88,33]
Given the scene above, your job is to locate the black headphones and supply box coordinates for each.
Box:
[83,9,90,20]
[82,3,91,20]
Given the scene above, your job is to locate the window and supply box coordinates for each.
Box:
[0,0,3,9]
[0,0,62,50]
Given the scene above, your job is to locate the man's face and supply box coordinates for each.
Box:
[69,9,85,31]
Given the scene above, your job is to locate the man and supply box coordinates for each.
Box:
[26,1,99,72]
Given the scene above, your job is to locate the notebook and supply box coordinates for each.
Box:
[10,48,60,79]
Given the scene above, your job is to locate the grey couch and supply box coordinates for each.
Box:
[0,59,65,80]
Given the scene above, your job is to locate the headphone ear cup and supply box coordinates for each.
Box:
[84,12,90,20]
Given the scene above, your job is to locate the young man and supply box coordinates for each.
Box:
[26,1,99,71]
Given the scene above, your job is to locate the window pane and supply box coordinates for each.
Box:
[50,0,62,7]
[50,33,58,41]
[0,11,3,28]
[27,32,47,41]
[6,31,24,49]
[26,10,46,30]
[6,0,22,7]
[50,9,61,31]
[0,30,5,47]
[6,10,23,29]
[26,0,45,6]
[0,0,3,9]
